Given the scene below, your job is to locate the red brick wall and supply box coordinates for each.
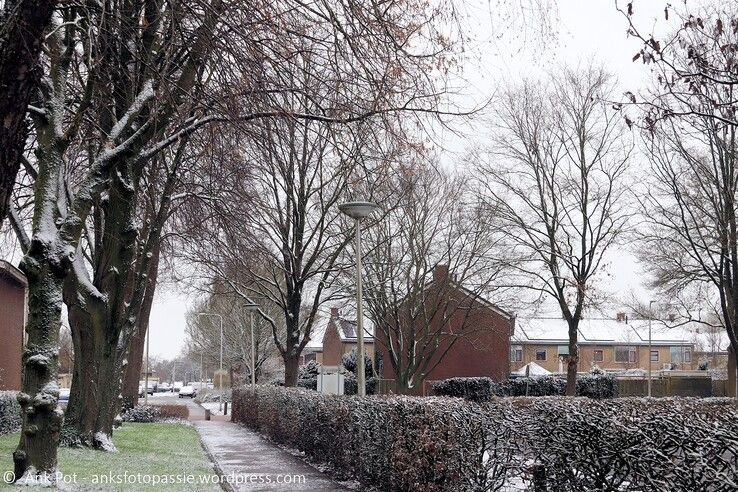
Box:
[376,285,512,394]
[321,319,343,366]
[0,270,25,390]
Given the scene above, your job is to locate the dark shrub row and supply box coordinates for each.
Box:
[432,373,617,402]
[0,391,21,435]
[233,386,489,491]
[119,403,189,422]
[233,386,738,491]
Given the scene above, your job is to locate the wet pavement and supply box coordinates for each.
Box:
[193,420,348,491]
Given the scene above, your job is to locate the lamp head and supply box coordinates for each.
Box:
[338,201,380,220]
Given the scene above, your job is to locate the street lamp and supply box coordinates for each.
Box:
[197,312,224,411]
[648,300,656,398]
[244,303,260,388]
[338,201,380,397]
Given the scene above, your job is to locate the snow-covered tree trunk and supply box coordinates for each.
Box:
[12,105,69,482]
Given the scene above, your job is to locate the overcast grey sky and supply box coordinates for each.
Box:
[148,1,676,359]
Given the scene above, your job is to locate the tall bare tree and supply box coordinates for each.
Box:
[476,65,632,395]
[357,161,504,393]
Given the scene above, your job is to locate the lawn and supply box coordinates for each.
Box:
[0,423,220,491]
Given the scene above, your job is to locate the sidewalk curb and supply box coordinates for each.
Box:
[195,422,235,492]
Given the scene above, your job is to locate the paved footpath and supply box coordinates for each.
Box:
[194,419,349,492]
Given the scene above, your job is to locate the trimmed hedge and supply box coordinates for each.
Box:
[233,386,738,491]
[0,391,21,435]
[433,373,617,401]
[233,386,488,491]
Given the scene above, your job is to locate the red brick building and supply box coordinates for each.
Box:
[0,260,26,390]
[375,265,514,394]
[320,308,374,367]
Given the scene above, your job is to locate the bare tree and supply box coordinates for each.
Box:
[356,161,504,393]
[0,0,55,226]
[475,65,632,395]
[638,98,738,395]
[186,289,283,387]
[618,1,738,128]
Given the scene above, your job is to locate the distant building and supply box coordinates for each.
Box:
[319,308,374,367]
[0,260,26,390]
[375,265,514,394]
[510,315,728,374]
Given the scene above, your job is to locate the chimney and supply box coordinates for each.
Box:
[616,312,627,323]
[433,264,450,283]
[330,307,340,319]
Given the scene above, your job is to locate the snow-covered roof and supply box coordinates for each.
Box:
[334,317,373,342]
[513,317,730,350]
[512,361,552,377]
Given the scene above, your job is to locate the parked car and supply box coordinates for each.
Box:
[178,386,196,398]
[59,388,70,402]
[158,382,171,392]
[173,381,184,392]
[138,380,155,395]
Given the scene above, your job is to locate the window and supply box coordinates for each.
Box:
[557,345,570,357]
[671,346,692,363]
[650,350,659,362]
[593,349,604,362]
[535,350,547,361]
[615,346,636,363]
[510,345,523,362]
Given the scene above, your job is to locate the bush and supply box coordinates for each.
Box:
[120,404,189,422]
[432,377,494,403]
[486,397,738,491]
[341,349,374,379]
[120,405,162,423]
[433,371,617,401]
[297,361,321,391]
[344,375,377,395]
[233,386,489,491]
[232,386,738,491]
[157,404,189,420]
[0,391,21,435]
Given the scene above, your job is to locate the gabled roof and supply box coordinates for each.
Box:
[513,316,729,349]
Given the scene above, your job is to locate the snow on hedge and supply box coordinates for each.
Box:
[233,386,738,491]
[0,391,21,435]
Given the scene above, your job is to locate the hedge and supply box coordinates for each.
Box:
[233,386,488,491]
[233,386,738,491]
[432,373,617,402]
[0,391,21,435]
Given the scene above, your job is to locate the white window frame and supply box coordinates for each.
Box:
[615,346,636,363]
[511,345,523,362]
[650,350,659,362]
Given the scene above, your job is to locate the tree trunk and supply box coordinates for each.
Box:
[565,320,579,396]
[284,353,299,387]
[121,243,161,408]
[13,245,66,483]
[0,0,55,226]
[729,345,737,398]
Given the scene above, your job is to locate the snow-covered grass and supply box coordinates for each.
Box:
[0,423,218,490]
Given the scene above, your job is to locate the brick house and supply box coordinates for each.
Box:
[510,315,707,374]
[375,265,515,394]
[0,260,26,390]
[319,308,374,367]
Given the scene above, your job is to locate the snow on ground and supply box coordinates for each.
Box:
[201,401,230,417]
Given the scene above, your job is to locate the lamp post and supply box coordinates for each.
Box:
[244,303,260,388]
[198,312,224,411]
[144,326,150,405]
[648,300,655,398]
[338,201,380,397]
